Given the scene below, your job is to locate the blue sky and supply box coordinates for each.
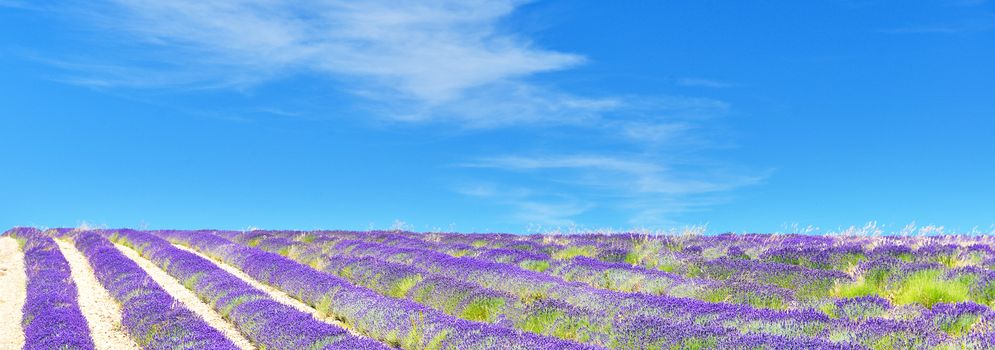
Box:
[1,1,993,233]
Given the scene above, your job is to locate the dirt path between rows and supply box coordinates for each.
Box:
[0,236,27,349]
[113,243,255,350]
[55,239,142,350]
[172,244,362,336]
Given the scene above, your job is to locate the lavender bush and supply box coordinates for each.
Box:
[11,226,995,349]
[107,229,387,350]
[157,229,601,350]
[8,228,94,350]
[71,230,238,349]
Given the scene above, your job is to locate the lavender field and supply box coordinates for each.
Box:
[3,227,995,349]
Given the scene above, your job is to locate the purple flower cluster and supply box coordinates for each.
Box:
[70,230,238,349]
[156,229,602,350]
[13,225,995,349]
[234,231,889,348]
[108,229,389,350]
[253,239,622,344]
[10,228,94,350]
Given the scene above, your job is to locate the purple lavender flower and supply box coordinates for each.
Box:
[71,230,239,349]
[109,229,390,350]
[13,228,95,350]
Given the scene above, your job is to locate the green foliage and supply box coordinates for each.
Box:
[700,288,730,303]
[893,270,970,308]
[743,292,785,310]
[442,291,469,314]
[409,284,436,304]
[672,337,717,350]
[339,265,354,279]
[276,246,291,257]
[819,302,839,318]
[448,249,472,257]
[519,260,551,273]
[246,236,264,247]
[937,313,980,337]
[519,309,565,335]
[836,266,892,299]
[600,270,645,292]
[460,297,506,322]
[972,279,995,306]
[831,253,867,271]
[552,246,596,260]
[388,275,423,298]
[403,311,448,350]
[625,238,665,268]
[315,294,335,317]
[182,273,204,290]
[836,280,877,299]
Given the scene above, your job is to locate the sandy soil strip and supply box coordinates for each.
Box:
[173,244,361,336]
[113,243,255,350]
[0,237,27,349]
[54,239,141,350]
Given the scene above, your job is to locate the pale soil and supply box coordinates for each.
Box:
[113,243,255,350]
[0,236,27,349]
[172,244,361,336]
[55,239,141,350]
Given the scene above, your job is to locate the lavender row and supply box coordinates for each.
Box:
[286,233,941,348]
[277,230,848,304]
[245,233,870,349]
[70,230,238,349]
[404,232,849,304]
[154,229,603,350]
[230,232,870,346]
[7,228,94,350]
[247,234,707,347]
[108,229,388,350]
[327,230,995,346]
[371,233,801,310]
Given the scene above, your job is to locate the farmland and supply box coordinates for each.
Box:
[2,228,995,349]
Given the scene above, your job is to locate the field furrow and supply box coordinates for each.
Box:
[18,230,94,350]
[71,230,239,349]
[172,243,361,336]
[9,226,995,349]
[55,239,141,350]
[109,229,387,350]
[232,230,926,349]
[113,243,255,350]
[0,236,27,350]
[159,229,603,350]
[242,233,770,348]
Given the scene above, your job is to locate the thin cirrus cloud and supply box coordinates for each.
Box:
[465,155,765,195]
[13,0,763,228]
[459,155,767,227]
[34,0,625,127]
[30,0,734,130]
[454,182,593,228]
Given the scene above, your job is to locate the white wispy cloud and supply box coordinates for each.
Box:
[34,0,612,126]
[22,0,764,228]
[461,154,767,226]
[32,0,738,130]
[468,154,764,195]
[455,182,592,227]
